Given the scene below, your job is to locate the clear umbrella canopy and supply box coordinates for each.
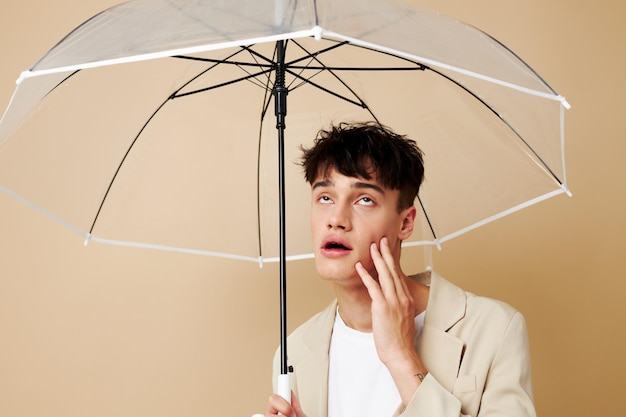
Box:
[0,0,570,264]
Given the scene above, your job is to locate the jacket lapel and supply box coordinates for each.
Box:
[295,300,337,417]
[414,271,467,393]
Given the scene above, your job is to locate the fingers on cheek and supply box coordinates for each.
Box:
[369,242,381,259]
[355,262,367,279]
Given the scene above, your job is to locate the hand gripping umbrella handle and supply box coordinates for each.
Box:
[250,373,291,417]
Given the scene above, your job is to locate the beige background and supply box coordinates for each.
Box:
[0,1,624,416]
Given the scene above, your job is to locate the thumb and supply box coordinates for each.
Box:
[290,392,307,417]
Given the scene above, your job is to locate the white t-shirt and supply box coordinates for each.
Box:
[328,309,425,417]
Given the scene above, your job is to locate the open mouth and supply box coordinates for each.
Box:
[321,237,352,256]
[324,241,350,250]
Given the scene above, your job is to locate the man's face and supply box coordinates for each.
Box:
[310,167,415,285]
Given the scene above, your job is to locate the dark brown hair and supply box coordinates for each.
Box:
[300,122,425,211]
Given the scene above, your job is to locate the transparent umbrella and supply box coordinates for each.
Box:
[0,0,571,398]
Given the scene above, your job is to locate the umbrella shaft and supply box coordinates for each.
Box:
[275,40,289,376]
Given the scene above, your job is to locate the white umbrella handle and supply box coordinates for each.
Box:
[277,373,291,402]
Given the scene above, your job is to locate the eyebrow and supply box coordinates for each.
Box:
[312,179,385,195]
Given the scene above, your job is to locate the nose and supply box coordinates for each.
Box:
[327,201,351,231]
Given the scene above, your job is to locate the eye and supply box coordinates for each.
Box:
[318,195,333,204]
[357,196,375,206]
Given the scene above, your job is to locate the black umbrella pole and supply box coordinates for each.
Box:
[274,40,291,401]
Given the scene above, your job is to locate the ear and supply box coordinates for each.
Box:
[398,206,417,241]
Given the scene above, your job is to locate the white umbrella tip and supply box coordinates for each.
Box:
[16,71,32,85]
[312,25,324,41]
[562,184,573,197]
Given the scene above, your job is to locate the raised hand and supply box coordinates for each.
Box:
[355,237,428,405]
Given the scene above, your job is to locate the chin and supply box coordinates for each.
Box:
[314,258,356,283]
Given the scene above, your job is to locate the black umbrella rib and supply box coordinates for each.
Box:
[425,65,565,186]
[283,38,423,116]
[417,195,438,242]
[287,65,425,72]
[174,54,274,69]
[90,41,298,236]
[41,70,80,99]
[171,67,275,98]
[281,39,363,108]
[172,41,425,102]
[283,64,425,106]
[88,96,172,235]
[235,41,360,100]
[283,39,352,68]
[171,44,285,98]
[89,48,252,234]
[286,40,425,74]
[479,28,560,96]
[331,41,430,70]
[283,39,399,116]
[285,38,425,71]
[173,42,283,69]
[283,67,366,108]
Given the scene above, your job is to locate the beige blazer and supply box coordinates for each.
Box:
[273,271,536,417]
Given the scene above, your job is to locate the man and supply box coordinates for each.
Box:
[265,122,536,417]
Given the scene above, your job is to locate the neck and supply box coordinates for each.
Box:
[333,272,430,333]
[334,284,374,332]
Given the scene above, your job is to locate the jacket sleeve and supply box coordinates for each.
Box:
[394,312,536,417]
